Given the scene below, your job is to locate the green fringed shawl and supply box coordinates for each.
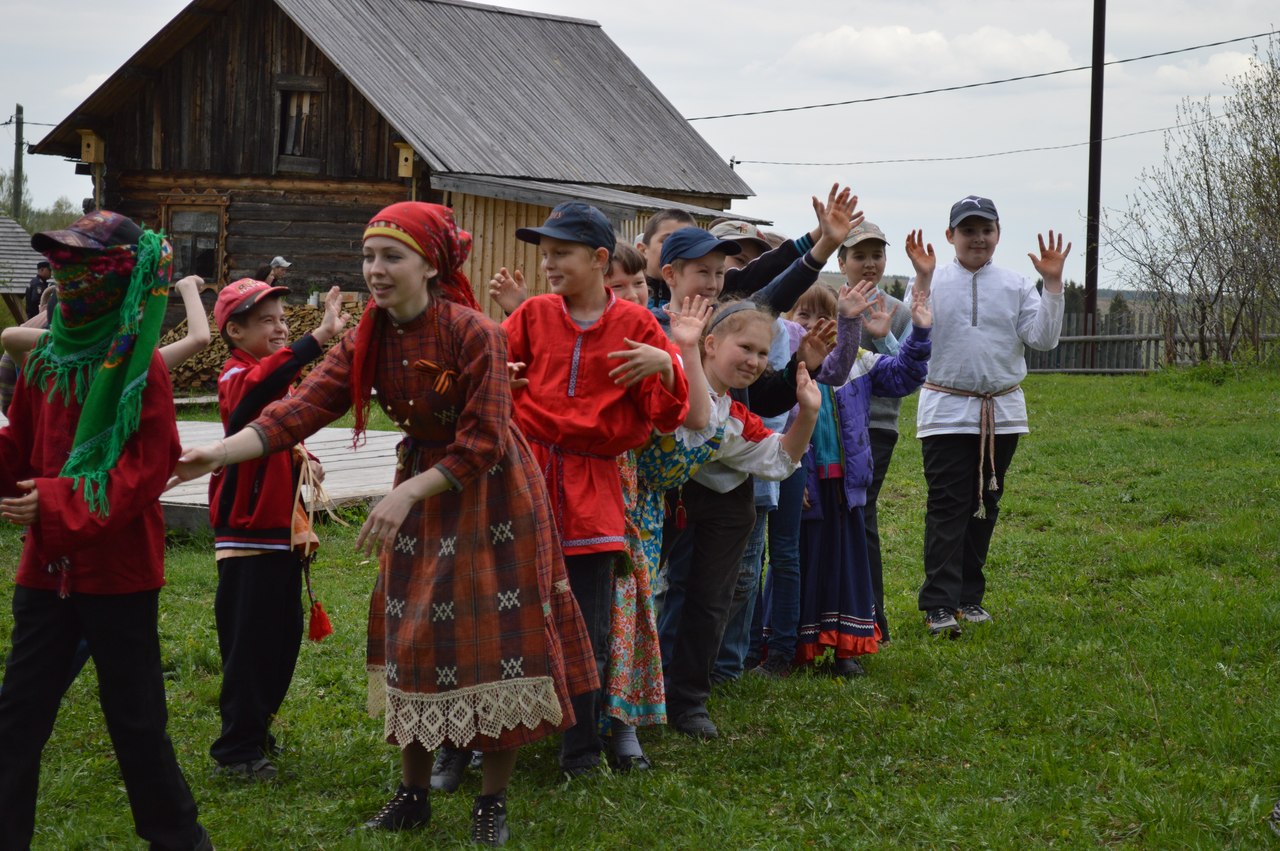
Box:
[22,231,171,516]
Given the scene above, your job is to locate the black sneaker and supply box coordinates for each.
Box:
[360,783,430,831]
[471,792,510,847]
[608,752,652,773]
[925,607,961,636]
[213,757,277,781]
[671,710,719,740]
[431,746,469,793]
[749,655,791,679]
[832,657,866,678]
[957,603,993,624]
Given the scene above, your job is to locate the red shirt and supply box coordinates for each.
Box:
[0,353,179,594]
[503,291,688,555]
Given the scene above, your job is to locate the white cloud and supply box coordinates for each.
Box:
[776,23,1077,86]
[56,73,109,101]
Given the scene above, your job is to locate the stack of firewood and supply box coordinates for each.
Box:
[166,303,338,394]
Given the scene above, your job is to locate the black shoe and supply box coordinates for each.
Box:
[471,792,510,847]
[609,752,652,773]
[749,655,791,679]
[924,607,961,637]
[212,757,277,781]
[671,710,719,740]
[833,657,866,678]
[431,746,469,793]
[562,763,599,781]
[360,783,430,831]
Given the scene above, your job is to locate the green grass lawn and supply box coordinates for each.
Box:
[2,366,1279,849]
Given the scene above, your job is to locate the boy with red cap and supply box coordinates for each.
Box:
[0,211,212,849]
[207,277,347,779]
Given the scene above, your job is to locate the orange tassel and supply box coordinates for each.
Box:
[308,600,333,642]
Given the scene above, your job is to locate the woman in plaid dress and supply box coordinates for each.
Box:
[174,202,596,846]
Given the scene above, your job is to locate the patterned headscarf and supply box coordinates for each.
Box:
[350,202,480,445]
[24,224,173,515]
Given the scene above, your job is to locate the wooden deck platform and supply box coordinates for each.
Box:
[163,421,399,530]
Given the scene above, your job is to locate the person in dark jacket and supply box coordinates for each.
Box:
[207,278,346,779]
[23,261,52,320]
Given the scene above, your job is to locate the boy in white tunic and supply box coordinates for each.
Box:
[909,196,1071,636]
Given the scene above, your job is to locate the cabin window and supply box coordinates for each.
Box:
[274,75,326,175]
[165,206,226,282]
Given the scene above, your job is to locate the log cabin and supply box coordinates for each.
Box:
[31,0,758,318]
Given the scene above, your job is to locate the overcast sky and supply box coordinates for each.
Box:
[1,0,1273,284]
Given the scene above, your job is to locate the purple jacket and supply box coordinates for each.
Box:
[803,325,932,516]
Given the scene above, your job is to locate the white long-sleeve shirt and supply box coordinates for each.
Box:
[916,258,1064,437]
[681,389,801,494]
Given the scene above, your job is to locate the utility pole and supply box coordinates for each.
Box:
[11,104,22,222]
[1084,0,1105,368]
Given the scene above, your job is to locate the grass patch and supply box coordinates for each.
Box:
[2,367,1279,848]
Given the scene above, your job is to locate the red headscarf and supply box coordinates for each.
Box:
[350,202,482,445]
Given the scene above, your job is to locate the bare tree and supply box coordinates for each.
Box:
[1107,35,1280,364]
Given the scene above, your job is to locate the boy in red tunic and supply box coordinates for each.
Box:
[503,202,689,777]
[0,212,211,850]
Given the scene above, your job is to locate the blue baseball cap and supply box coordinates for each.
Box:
[659,227,743,267]
[515,202,615,252]
[948,196,999,229]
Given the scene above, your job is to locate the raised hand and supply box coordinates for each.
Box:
[666,295,714,350]
[911,286,933,329]
[904,229,936,285]
[489,267,528,315]
[837,279,878,318]
[794,361,820,413]
[796,317,837,371]
[607,339,673,387]
[317,285,349,341]
[862,288,893,339]
[812,184,864,256]
[1028,230,1072,289]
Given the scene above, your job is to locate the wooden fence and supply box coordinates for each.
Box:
[1025,312,1280,373]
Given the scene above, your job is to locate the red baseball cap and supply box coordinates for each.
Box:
[215,278,289,331]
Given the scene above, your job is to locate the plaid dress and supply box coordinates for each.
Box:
[254,299,597,751]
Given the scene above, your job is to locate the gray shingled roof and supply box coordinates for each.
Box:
[34,0,753,201]
[0,216,42,295]
[273,0,752,198]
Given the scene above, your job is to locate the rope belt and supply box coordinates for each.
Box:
[923,381,1020,518]
[527,436,615,536]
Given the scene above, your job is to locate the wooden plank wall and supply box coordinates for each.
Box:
[448,192,553,322]
[107,0,400,182]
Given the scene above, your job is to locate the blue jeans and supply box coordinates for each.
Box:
[759,467,805,663]
[712,506,770,682]
[655,521,694,669]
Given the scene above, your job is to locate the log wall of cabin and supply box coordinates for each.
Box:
[106,1,400,182]
[111,172,406,291]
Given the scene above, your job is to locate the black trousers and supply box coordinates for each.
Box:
[919,433,1019,611]
[663,478,757,720]
[559,551,615,770]
[863,428,899,642]
[210,552,304,765]
[0,587,203,851]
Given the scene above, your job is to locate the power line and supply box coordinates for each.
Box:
[688,29,1277,121]
[734,115,1223,167]
[0,118,59,127]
